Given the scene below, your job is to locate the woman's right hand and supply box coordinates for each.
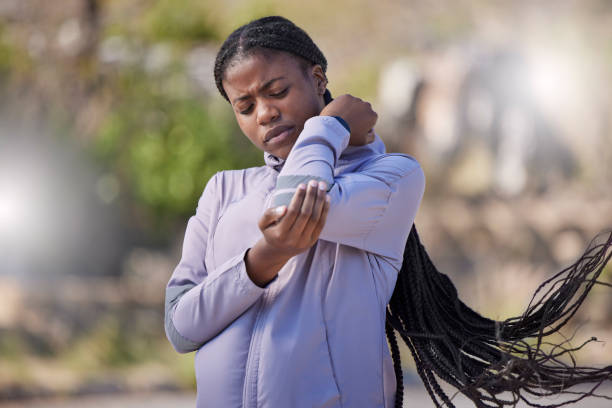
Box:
[319,93,378,146]
[245,179,330,287]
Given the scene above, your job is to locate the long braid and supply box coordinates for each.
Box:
[214,15,612,408]
[386,224,612,407]
[385,319,404,408]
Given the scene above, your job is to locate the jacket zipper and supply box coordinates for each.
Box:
[243,287,274,407]
[242,184,277,408]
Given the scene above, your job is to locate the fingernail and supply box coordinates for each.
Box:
[325,195,331,202]
[318,181,327,190]
[274,205,286,215]
[298,183,306,190]
[309,179,318,188]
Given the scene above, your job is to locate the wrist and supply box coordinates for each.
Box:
[244,239,291,287]
[331,116,350,133]
[255,238,293,263]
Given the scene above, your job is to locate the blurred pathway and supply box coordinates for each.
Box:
[0,392,195,408]
[1,387,611,407]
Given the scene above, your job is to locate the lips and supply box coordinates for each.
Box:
[264,125,294,143]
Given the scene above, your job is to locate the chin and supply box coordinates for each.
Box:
[274,141,297,160]
[275,147,290,160]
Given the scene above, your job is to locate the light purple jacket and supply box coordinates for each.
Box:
[165,116,426,407]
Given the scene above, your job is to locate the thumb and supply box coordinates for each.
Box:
[259,205,287,229]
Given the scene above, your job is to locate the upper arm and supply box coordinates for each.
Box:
[270,115,425,266]
[165,173,219,352]
[319,154,425,266]
[168,172,219,288]
[165,172,267,353]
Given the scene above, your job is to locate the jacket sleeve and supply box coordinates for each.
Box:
[271,116,426,269]
[164,173,266,353]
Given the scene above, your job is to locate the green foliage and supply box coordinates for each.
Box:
[0,25,10,78]
[219,0,281,32]
[86,0,268,228]
[333,60,380,101]
[95,65,261,222]
[25,313,197,391]
[66,317,138,368]
[0,331,26,361]
[63,315,182,370]
[140,0,221,43]
[0,24,31,82]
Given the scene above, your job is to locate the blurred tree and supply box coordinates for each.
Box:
[139,0,221,43]
[0,0,264,235]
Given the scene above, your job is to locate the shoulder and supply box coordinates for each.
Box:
[215,165,272,185]
[198,164,275,208]
[214,165,275,196]
[363,152,421,170]
[359,153,425,186]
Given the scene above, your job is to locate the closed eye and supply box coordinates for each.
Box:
[270,87,289,97]
[237,87,288,114]
[239,104,254,115]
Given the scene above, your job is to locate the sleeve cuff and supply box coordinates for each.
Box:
[331,116,351,133]
[301,115,351,158]
[238,247,278,290]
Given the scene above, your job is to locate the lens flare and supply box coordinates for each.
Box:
[0,178,33,243]
[527,52,578,112]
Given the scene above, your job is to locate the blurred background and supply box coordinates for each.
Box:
[0,0,611,406]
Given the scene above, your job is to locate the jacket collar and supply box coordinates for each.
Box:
[264,151,286,172]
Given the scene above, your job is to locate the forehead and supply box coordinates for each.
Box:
[222,51,307,98]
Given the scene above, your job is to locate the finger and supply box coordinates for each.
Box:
[310,195,330,241]
[290,179,320,234]
[311,181,328,222]
[368,109,378,127]
[277,183,307,234]
[302,181,327,236]
[259,205,287,230]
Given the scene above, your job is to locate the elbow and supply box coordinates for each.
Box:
[164,283,201,353]
[393,157,425,206]
[393,161,426,231]
[412,164,426,200]
[406,164,426,212]
[403,156,425,197]
[164,311,201,354]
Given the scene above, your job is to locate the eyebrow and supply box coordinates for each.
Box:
[231,76,286,105]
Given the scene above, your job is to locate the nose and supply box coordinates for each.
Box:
[256,101,280,126]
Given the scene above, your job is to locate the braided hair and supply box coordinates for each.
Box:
[214,15,612,408]
[387,226,612,408]
[214,16,328,102]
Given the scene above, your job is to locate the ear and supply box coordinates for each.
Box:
[311,64,328,95]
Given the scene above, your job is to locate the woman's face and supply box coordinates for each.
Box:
[222,51,327,160]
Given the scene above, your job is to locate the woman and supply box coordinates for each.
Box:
[165,16,612,408]
[165,15,423,408]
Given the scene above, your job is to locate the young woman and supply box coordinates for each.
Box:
[165,16,612,408]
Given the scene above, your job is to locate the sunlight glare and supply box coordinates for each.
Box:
[527,53,577,112]
[0,180,32,242]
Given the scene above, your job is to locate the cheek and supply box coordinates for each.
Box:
[236,117,261,145]
[288,92,321,120]
[304,90,324,116]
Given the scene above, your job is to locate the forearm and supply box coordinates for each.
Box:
[167,248,267,352]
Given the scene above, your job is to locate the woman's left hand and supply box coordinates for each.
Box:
[319,93,377,146]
